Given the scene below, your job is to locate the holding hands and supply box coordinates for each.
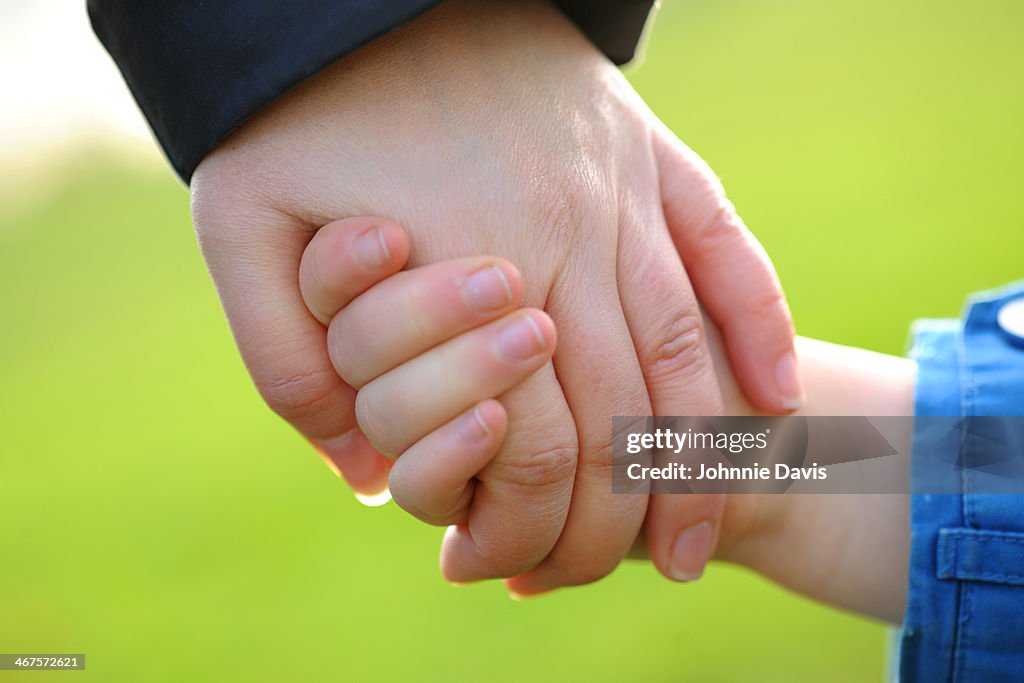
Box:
[298,216,556,532]
[298,216,726,591]
[94,1,1024,674]
[90,0,1024,675]
[189,0,800,593]
[297,217,913,621]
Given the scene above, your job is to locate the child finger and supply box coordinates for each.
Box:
[328,257,522,389]
[355,309,556,457]
[388,400,507,526]
[299,217,409,325]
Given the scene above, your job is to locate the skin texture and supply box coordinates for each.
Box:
[709,333,914,623]
[190,0,800,590]
[299,218,913,620]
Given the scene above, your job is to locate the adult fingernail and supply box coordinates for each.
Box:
[669,521,713,581]
[496,314,546,361]
[318,430,391,504]
[775,350,806,411]
[452,405,492,445]
[463,265,512,313]
[507,588,549,601]
[353,226,390,268]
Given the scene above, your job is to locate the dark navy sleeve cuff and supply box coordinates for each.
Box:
[88,0,656,184]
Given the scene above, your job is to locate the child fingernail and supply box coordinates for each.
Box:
[453,405,492,445]
[463,265,513,312]
[353,226,390,268]
[669,521,713,581]
[775,350,806,411]
[496,314,546,361]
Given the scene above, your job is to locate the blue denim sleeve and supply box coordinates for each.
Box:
[899,282,1024,683]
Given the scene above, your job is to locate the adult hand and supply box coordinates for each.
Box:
[190,0,800,590]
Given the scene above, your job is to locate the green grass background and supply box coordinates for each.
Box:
[1,0,1022,680]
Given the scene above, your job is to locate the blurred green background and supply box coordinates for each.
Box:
[1,0,1022,680]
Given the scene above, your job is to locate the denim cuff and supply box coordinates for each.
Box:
[899,282,1024,683]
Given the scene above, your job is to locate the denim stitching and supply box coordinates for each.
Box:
[940,533,1024,583]
[944,534,1024,546]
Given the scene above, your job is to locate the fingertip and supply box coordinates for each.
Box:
[645,495,724,584]
[774,348,806,412]
[316,429,393,495]
[301,216,410,324]
[504,578,553,601]
[522,308,558,356]
[447,401,505,452]
[729,341,806,414]
[440,523,530,583]
[733,311,805,414]
[473,399,508,439]
[387,401,506,527]
[491,258,523,305]
[664,521,714,582]
[460,260,520,315]
[347,221,404,273]
[439,524,473,583]
[503,576,552,600]
[316,216,407,274]
[375,219,411,272]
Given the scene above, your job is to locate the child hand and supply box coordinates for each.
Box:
[298,217,556,525]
